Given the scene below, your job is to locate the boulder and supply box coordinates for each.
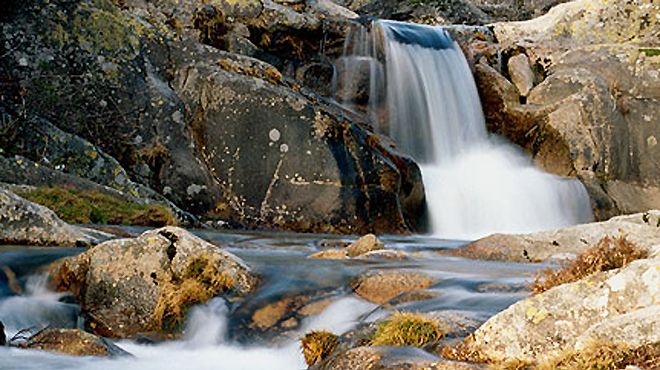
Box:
[0,188,110,246]
[474,0,660,219]
[457,256,659,363]
[506,53,535,96]
[351,271,436,304]
[308,249,349,259]
[447,210,660,262]
[50,227,258,338]
[19,328,129,357]
[346,234,384,257]
[312,345,482,370]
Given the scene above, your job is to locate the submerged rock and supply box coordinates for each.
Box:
[19,328,129,357]
[447,210,660,262]
[50,227,258,338]
[351,271,436,304]
[0,188,110,247]
[456,254,660,363]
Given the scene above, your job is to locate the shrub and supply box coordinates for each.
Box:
[17,186,176,226]
[300,330,340,366]
[530,235,647,294]
[370,312,444,347]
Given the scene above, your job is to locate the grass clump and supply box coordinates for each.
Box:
[530,235,647,294]
[300,330,340,366]
[370,312,444,347]
[154,255,234,330]
[17,186,176,226]
[537,340,659,370]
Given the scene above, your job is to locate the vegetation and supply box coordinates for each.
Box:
[300,330,340,366]
[530,235,647,294]
[370,312,444,347]
[16,186,176,226]
[154,255,234,330]
[491,341,660,370]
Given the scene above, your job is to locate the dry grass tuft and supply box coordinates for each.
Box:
[537,340,660,370]
[300,330,340,366]
[154,255,234,330]
[370,312,444,347]
[17,186,176,226]
[530,235,647,294]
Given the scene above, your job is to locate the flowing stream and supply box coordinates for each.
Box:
[338,21,593,239]
[0,231,542,369]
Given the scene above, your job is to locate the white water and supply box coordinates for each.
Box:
[0,288,376,370]
[339,21,593,239]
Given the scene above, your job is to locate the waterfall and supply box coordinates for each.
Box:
[337,20,593,239]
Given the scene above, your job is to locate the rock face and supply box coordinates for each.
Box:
[449,210,660,262]
[0,188,110,246]
[351,271,436,304]
[19,328,128,357]
[0,0,424,235]
[472,0,660,219]
[50,227,258,338]
[459,254,659,363]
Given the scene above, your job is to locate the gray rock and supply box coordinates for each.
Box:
[461,257,659,363]
[0,188,110,247]
[450,210,660,262]
[50,227,258,338]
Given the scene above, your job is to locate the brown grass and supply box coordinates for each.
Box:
[300,330,340,366]
[154,255,234,330]
[17,186,176,226]
[537,340,660,370]
[530,235,647,294]
[370,312,444,347]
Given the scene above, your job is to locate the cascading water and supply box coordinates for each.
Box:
[338,20,593,239]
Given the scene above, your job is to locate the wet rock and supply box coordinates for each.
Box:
[0,321,5,346]
[446,210,660,262]
[335,56,385,106]
[19,328,129,357]
[346,234,384,257]
[351,271,436,304]
[50,227,258,338]
[312,345,482,370]
[308,249,349,259]
[458,256,660,363]
[507,53,535,96]
[354,250,409,261]
[0,188,111,246]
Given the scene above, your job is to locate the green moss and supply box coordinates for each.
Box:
[641,48,660,57]
[16,186,176,227]
[370,312,444,347]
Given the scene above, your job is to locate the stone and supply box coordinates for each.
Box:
[459,256,660,363]
[346,234,384,257]
[447,210,660,262]
[354,250,409,261]
[507,53,535,96]
[0,188,111,247]
[313,345,482,370]
[308,249,349,259]
[351,271,436,304]
[0,321,5,346]
[19,328,129,357]
[50,227,258,338]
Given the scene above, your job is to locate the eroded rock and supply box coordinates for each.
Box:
[19,328,129,357]
[458,256,660,363]
[50,227,258,338]
[0,188,110,246]
[346,234,384,257]
[351,271,436,304]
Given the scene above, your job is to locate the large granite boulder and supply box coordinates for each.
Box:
[18,328,129,357]
[0,0,424,234]
[448,210,660,262]
[0,188,110,246]
[456,253,659,363]
[50,227,258,338]
[472,0,660,220]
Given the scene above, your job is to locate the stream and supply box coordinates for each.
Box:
[0,229,543,369]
